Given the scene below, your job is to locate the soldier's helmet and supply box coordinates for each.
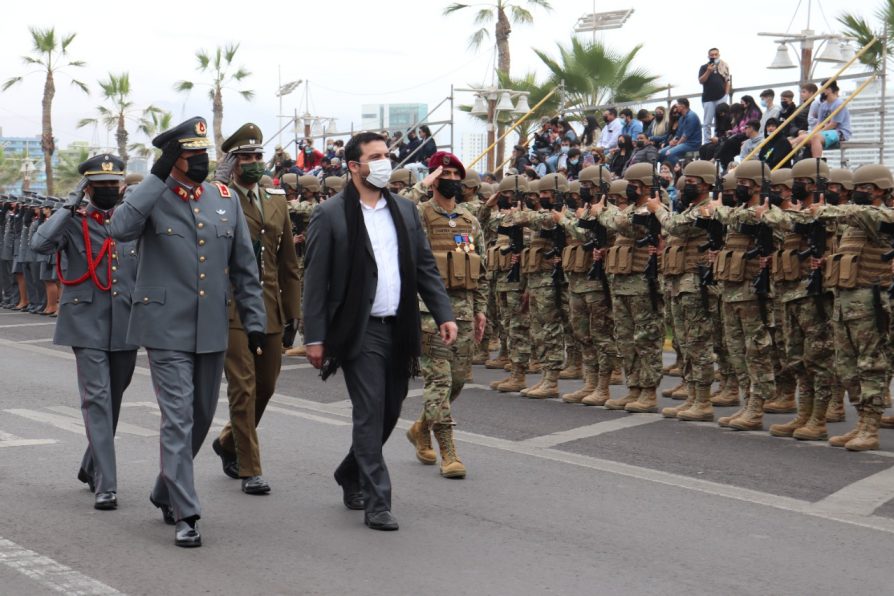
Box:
[722,172,737,191]
[568,180,581,195]
[791,157,830,182]
[497,174,528,193]
[829,168,854,190]
[259,175,273,189]
[578,165,612,185]
[479,182,494,197]
[770,168,793,188]
[281,173,299,192]
[682,160,716,185]
[388,168,415,186]
[462,170,482,189]
[527,178,542,193]
[324,176,345,193]
[298,175,321,193]
[624,162,654,185]
[853,164,894,190]
[538,173,569,193]
[608,179,629,197]
[733,160,770,185]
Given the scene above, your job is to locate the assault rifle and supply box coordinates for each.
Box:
[793,220,828,317]
[578,217,611,306]
[632,211,661,311]
[495,176,525,283]
[740,221,774,323]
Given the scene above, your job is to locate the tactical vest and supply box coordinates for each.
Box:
[714,230,761,283]
[661,235,704,277]
[421,204,481,290]
[561,237,589,274]
[487,232,513,272]
[605,235,650,276]
[522,230,555,274]
[825,227,892,289]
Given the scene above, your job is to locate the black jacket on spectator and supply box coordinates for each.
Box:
[758,134,794,170]
[417,137,436,164]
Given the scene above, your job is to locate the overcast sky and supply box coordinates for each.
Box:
[0,0,877,156]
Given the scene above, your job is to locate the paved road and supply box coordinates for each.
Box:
[0,309,893,595]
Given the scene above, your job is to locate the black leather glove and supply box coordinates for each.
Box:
[282,319,298,348]
[248,331,266,356]
[65,179,88,212]
[214,152,237,184]
[151,139,182,181]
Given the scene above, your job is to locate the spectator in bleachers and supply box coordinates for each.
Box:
[416,125,437,163]
[699,102,732,160]
[511,144,530,173]
[651,106,669,140]
[529,150,548,178]
[778,90,797,130]
[758,118,793,169]
[559,119,578,143]
[565,148,583,180]
[638,109,656,138]
[657,98,702,166]
[400,130,421,162]
[736,120,764,163]
[759,89,780,135]
[627,133,658,170]
[534,119,553,152]
[596,108,622,152]
[581,115,600,147]
[620,108,643,139]
[790,83,817,137]
[740,95,763,123]
[801,79,851,158]
[698,47,732,143]
[297,140,324,171]
[608,134,634,177]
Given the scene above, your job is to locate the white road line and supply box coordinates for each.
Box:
[519,415,662,448]
[0,537,123,595]
[0,430,57,448]
[45,406,158,437]
[18,338,54,344]
[0,322,56,329]
[811,466,894,516]
[280,363,313,371]
[264,405,350,426]
[5,409,85,434]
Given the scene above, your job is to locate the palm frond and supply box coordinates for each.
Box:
[238,89,255,101]
[468,27,491,50]
[174,80,194,93]
[509,5,533,24]
[474,8,494,24]
[1,77,23,91]
[76,118,97,129]
[443,2,471,16]
[70,79,89,94]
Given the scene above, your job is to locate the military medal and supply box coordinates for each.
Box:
[468,234,475,252]
[448,219,457,228]
[454,234,463,252]
[461,233,470,253]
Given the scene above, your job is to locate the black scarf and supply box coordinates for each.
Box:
[321,180,420,380]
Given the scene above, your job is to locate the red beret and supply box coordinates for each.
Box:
[428,151,466,180]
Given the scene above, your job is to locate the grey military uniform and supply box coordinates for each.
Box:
[32,206,139,493]
[110,174,266,521]
[0,207,18,303]
[27,216,46,309]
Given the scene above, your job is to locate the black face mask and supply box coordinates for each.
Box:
[524,199,537,210]
[626,185,640,202]
[540,198,553,210]
[635,140,645,148]
[768,192,784,207]
[498,196,511,210]
[185,153,209,184]
[721,193,736,208]
[655,113,664,122]
[791,181,809,202]
[851,190,872,205]
[681,184,700,206]
[437,179,464,201]
[565,197,578,210]
[659,178,670,189]
[580,186,593,203]
[734,184,752,205]
[91,186,120,211]
[825,190,841,206]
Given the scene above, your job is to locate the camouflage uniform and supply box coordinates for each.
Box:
[287,197,318,328]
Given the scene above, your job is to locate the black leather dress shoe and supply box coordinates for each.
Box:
[77,468,95,492]
[334,473,366,510]
[212,438,239,480]
[149,495,176,525]
[94,491,117,510]
[364,510,399,531]
[175,521,202,548]
[241,476,271,495]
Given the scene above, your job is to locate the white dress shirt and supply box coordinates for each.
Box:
[362,196,401,317]
[597,118,622,150]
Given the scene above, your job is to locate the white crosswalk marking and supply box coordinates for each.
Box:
[0,537,123,595]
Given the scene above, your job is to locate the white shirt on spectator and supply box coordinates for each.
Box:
[361,196,401,317]
[597,118,622,150]
[808,97,822,129]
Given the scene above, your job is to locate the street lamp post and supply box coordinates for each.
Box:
[761,30,851,83]
[275,70,302,146]
[459,87,531,173]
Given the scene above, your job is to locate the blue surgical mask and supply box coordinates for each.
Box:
[561,146,570,154]
[760,99,767,108]
[569,159,579,165]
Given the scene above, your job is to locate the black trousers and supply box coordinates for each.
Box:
[334,318,409,514]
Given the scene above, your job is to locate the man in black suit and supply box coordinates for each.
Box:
[303,132,456,531]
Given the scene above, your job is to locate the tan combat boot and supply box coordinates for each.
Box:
[678,385,715,421]
[559,352,583,380]
[582,374,612,407]
[710,375,727,398]
[528,359,542,374]
[485,350,509,369]
[845,410,881,452]
[711,375,741,407]
[662,384,695,418]
[472,345,489,366]
[763,387,797,414]
[497,365,528,393]
[605,387,640,410]
[729,396,765,431]
[826,385,846,423]
[285,345,307,357]
[609,367,625,385]
[625,386,658,413]
[503,362,512,371]
[793,398,831,441]
[662,380,685,398]
[769,395,812,438]
[526,370,559,399]
[671,382,689,400]
[662,351,682,376]
[406,420,436,465]
[562,368,597,404]
[718,406,747,428]
[830,408,865,447]
[489,373,512,390]
[520,374,546,397]
[433,426,466,478]
[881,413,894,429]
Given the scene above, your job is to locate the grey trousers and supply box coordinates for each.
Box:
[27,261,44,307]
[0,258,15,303]
[334,319,409,514]
[74,348,138,493]
[147,349,225,522]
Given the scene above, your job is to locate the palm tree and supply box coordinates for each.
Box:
[838,0,893,73]
[0,149,26,192]
[1,27,88,196]
[128,109,174,162]
[76,73,162,167]
[174,43,254,155]
[444,0,552,76]
[535,39,662,120]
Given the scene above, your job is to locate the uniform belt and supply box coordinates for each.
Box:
[369,315,396,325]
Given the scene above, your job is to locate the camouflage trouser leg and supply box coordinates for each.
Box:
[674,292,715,388]
[664,287,679,358]
[712,294,732,376]
[722,301,776,400]
[499,290,530,366]
[529,285,565,371]
[296,271,304,335]
[420,316,474,428]
[560,284,578,363]
[485,278,503,349]
[833,314,888,415]
[770,300,796,397]
[612,293,664,388]
[784,296,835,406]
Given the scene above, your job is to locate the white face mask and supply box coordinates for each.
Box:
[364,158,392,189]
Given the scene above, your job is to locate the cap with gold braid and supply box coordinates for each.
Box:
[151,116,213,151]
[78,153,125,182]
